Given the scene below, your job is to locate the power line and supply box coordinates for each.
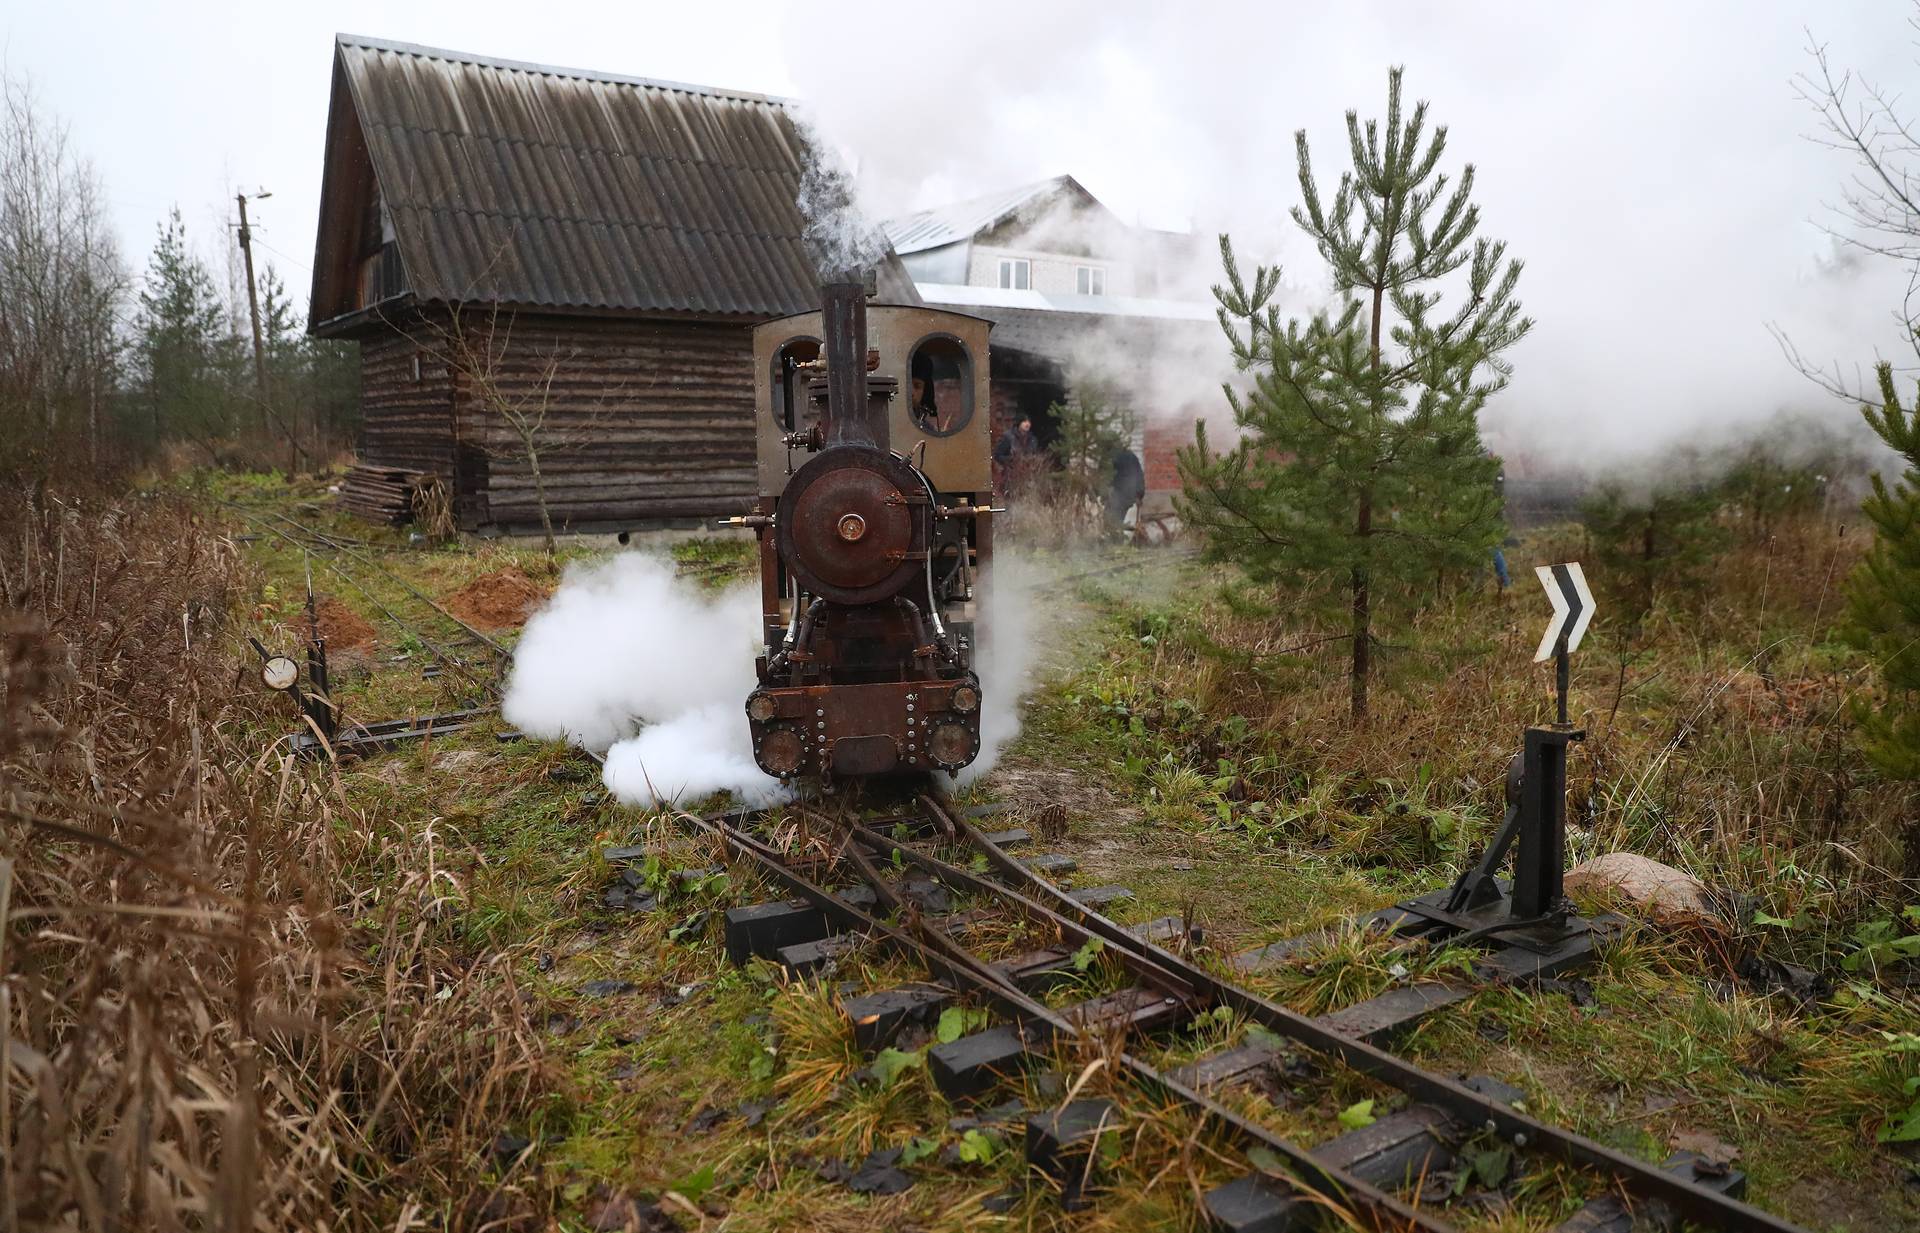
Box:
[250,234,312,276]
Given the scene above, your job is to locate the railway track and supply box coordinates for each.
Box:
[642,793,1803,1233]
[220,501,511,698]
[220,502,517,756]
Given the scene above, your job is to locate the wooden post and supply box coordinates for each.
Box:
[235,192,288,472]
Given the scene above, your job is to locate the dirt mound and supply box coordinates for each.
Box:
[445,568,550,631]
[314,596,376,651]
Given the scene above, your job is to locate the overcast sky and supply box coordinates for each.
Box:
[7,1,1917,467]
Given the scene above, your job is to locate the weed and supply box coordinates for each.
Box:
[770,980,858,1122]
[935,1005,989,1043]
[1258,923,1477,1017]
[1842,906,1920,975]
[0,488,561,1230]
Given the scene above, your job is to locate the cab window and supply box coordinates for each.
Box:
[771,337,821,432]
[907,336,972,438]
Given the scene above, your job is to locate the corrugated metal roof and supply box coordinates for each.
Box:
[882,176,1089,255]
[330,34,916,318]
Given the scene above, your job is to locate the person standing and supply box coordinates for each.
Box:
[994,415,1039,466]
[1107,446,1146,532]
[1488,450,1511,590]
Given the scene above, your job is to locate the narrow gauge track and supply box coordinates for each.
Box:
[218,501,511,699]
[666,794,1805,1233]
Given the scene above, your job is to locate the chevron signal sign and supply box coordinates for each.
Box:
[1533,562,1596,663]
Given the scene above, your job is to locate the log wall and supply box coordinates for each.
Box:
[353,310,757,531]
[358,332,457,476]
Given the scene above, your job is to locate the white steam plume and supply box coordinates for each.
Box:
[779,2,1917,478]
[793,115,888,279]
[602,703,790,810]
[502,553,786,809]
[503,551,1047,801]
[958,556,1045,786]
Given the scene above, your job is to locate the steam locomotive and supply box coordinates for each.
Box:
[735,281,994,787]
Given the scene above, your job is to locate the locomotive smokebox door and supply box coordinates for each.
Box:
[776,446,928,605]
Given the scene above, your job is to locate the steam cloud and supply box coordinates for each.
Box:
[502,554,787,809]
[779,3,1918,478]
[502,551,1046,804]
[959,558,1044,786]
[794,115,889,279]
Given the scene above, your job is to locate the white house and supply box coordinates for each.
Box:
[883,176,1220,503]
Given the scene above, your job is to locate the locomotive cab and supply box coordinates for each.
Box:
[742,286,995,785]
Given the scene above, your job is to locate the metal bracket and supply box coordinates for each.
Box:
[1514,725,1583,919]
[1444,754,1525,913]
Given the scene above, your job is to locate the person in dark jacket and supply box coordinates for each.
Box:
[994,416,1039,465]
[1107,447,1146,529]
[1488,450,1511,590]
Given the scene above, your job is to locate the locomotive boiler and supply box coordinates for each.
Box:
[737,281,995,786]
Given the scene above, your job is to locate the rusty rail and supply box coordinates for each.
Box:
[681,797,1808,1233]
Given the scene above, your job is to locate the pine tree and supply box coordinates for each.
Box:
[1845,362,1920,779]
[258,262,359,454]
[1580,479,1724,627]
[259,264,298,343]
[1718,439,1830,544]
[133,207,225,452]
[1177,67,1531,720]
[1050,382,1137,523]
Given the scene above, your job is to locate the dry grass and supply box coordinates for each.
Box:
[0,488,561,1231]
[1049,514,1919,925]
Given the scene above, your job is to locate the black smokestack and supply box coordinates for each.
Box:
[821,280,877,447]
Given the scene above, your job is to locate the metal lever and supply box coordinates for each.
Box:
[1443,753,1526,912]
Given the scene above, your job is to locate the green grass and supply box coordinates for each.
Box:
[991,529,1920,1229]
[213,477,1920,1231]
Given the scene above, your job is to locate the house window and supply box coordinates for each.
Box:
[355,190,405,309]
[997,257,1031,290]
[1076,265,1106,296]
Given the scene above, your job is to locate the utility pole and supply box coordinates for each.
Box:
[235,190,290,472]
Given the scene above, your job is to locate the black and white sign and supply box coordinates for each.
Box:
[1532,562,1595,663]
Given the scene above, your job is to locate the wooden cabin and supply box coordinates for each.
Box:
[307,34,917,532]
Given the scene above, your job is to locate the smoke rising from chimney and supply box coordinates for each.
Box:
[794,115,889,281]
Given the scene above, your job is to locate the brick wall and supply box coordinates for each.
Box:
[1143,417,1190,493]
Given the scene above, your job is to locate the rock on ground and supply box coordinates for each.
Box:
[1565,851,1720,929]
